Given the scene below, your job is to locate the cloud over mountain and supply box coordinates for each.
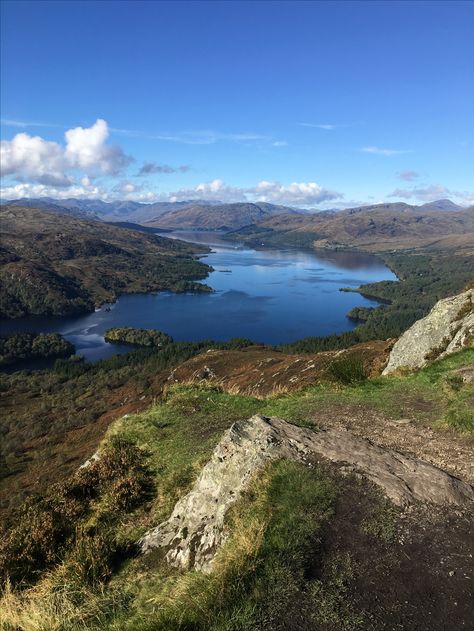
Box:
[388,184,473,206]
[168,179,342,206]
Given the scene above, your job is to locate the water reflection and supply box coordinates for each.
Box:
[0,231,397,363]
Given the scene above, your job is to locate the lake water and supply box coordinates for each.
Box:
[0,231,397,364]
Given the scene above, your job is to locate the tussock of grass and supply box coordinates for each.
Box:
[328,352,368,384]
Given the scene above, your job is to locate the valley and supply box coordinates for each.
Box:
[0,201,473,631]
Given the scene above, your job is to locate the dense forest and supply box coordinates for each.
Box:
[0,332,74,366]
[104,327,173,347]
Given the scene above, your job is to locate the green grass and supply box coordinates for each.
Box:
[89,460,338,631]
[2,349,473,630]
[263,348,474,432]
[106,386,262,534]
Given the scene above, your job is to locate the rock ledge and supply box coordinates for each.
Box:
[138,415,473,572]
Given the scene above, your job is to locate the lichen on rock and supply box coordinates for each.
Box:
[137,415,474,572]
[383,288,473,375]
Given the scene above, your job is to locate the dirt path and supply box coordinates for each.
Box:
[305,402,474,485]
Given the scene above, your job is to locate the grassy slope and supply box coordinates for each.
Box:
[1,350,473,630]
[0,206,212,318]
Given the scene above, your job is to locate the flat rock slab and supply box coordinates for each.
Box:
[138,415,474,572]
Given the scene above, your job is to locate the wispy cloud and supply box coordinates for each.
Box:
[299,121,363,131]
[136,162,190,176]
[1,118,63,129]
[2,119,283,148]
[299,123,336,130]
[111,127,278,146]
[397,170,420,181]
[361,146,411,156]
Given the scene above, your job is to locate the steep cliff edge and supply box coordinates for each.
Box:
[383,287,474,375]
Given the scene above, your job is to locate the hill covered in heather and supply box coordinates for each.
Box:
[0,206,211,318]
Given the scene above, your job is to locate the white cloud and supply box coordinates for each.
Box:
[0,180,158,203]
[272,141,288,147]
[0,181,108,201]
[65,119,131,174]
[252,181,340,205]
[169,179,241,201]
[1,175,342,207]
[388,184,473,206]
[114,180,140,194]
[0,132,73,186]
[361,146,410,156]
[168,179,342,206]
[0,119,131,186]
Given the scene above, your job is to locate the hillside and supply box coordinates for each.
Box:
[145,201,301,231]
[0,335,473,629]
[0,206,211,319]
[0,198,226,224]
[0,198,101,220]
[226,204,474,253]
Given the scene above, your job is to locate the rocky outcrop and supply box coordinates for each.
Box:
[383,288,473,375]
[137,415,473,572]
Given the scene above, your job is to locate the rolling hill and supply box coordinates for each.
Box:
[145,201,302,231]
[0,206,211,319]
[226,203,474,253]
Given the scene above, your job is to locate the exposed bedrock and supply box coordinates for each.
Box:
[137,415,473,572]
[383,288,473,375]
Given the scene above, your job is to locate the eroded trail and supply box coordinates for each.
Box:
[138,415,473,572]
[307,403,474,484]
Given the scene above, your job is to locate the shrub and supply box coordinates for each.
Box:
[0,496,71,586]
[66,528,119,586]
[0,438,153,588]
[328,353,368,384]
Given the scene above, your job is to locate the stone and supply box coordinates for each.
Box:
[137,415,473,572]
[383,289,473,375]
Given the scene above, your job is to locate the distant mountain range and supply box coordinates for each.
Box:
[0,197,468,232]
[225,202,474,253]
[145,202,302,231]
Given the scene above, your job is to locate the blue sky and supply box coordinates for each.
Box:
[1,0,473,207]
